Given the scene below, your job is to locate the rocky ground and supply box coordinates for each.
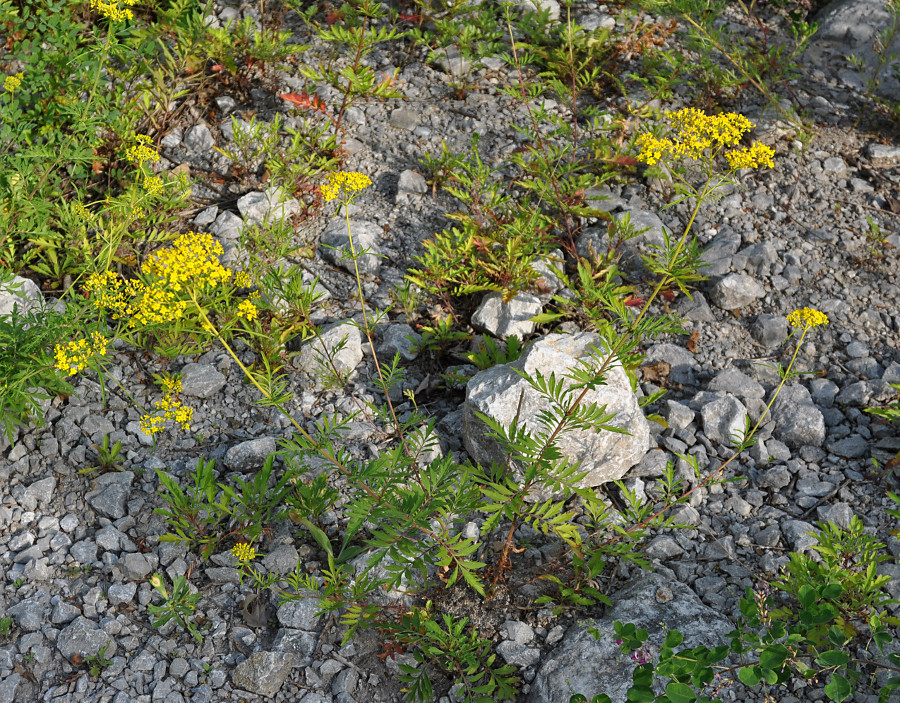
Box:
[1,0,900,702]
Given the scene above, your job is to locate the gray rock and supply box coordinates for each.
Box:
[772,384,825,448]
[700,394,748,446]
[528,571,733,703]
[70,540,99,564]
[237,188,301,226]
[805,0,900,100]
[708,367,765,400]
[433,46,471,76]
[827,434,869,459]
[0,274,43,319]
[120,553,152,580]
[273,629,318,667]
[676,291,715,322]
[23,476,56,509]
[470,292,542,340]
[297,321,364,381]
[86,472,134,519]
[225,437,276,472]
[662,400,694,431]
[751,314,789,348]
[502,621,534,645]
[584,186,625,213]
[867,143,900,166]
[820,502,854,529]
[377,323,420,362]
[0,674,21,703]
[615,208,667,251]
[320,219,382,275]
[277,597,322,631]
[645,343,698,386]
[108,582,137,605]
[644,535,684,560]
[231,651,295,697]
[7,592,49,631]
[822,156,848,174]
[193,205,218,227]
[496,641,541,668]
[180,363,226,398]
[463,332,650,494]
[809,378,839,408]
[782,519,818,553]
[514,0,560,21]
[757,465,791,490]
[709,273,765,310]
[263,544,300,575]
[397,170,427,195]
[389,108,419,131]
[184,124,214,152]
[209,211,243,241]
[57,617,115,661]
[700,228,742,276]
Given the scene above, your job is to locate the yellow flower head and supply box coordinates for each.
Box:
[72,201,94,222]
[237,299,258,322]
[3,72,23,93]
[231,543,256,563]
[144,232,231,293]
[83,270,128,319]
[90,0,137,22]
[125,135,159,165]
[786,307,828,330]
[54,332,109,376]
[233,271,252,288]
[320,171,372,202]
[636,109,772,171]
[143,176,164,196]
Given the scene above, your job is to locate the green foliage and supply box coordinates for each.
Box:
[0,617,12,637]
[79,434,124,475]
[392,606,519,703]
[83,644,113,679]
[865,382,900,423]
[464,335,524,370]
[148,573,204,643]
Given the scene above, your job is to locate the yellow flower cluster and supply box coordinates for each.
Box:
[236,299,258,321]
[54,332,108,376]
[725,143,775,170]
[90,0,137,22]
[233,271,252,288]
[231,543,256,562]
[787,307,828,330]
[636,108,773,171]
[3,72,23,93]
[320,171,372,202]
[125,135,159,165]
[144,232,232,292]
[82,269,188,325]
[143,176,164,195]
[140,377,193,436]
[72,201,94,221]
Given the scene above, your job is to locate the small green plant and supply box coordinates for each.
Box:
[388,605,519,703]
[0,616,13,637]
[148,573,203,643]
[13,578,24,590]
[413,316,472,357]
[83,644,114,679]
[464,335,524,370]
[79,434,124,475]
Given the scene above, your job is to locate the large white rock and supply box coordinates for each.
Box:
[463,332,650,495]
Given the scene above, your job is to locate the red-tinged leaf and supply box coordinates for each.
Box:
[397,13,422,21]
[609,155,638,167]
[624,295,644,307]
[211,64,224,72]
[686,329,700,353]
[325,10,342,24]
[660,289,676,302]
[280,92,328,114]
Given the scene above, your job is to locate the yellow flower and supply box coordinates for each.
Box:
[125,135,159,165]
[53,333,108,376]
[3,72,23,93]
[231,543,256,562]
[144,232,231,292]
[786,307,828,330]
[143,176,164,195]
[233,271,252,288]
[320,171,372,202]
[139,414,166,436]
[83,270,129,319]
[636,109,771,171]
[90,0,137,22]
[72,201,94,221]
[237,299,258,322]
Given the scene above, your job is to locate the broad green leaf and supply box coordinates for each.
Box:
[824,672,851,702]
[664,682,695,703]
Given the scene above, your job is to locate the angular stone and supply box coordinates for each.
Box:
[782,519,818,553]
[389,108,419,131]
[108,582,137,605]
[57,617,115,662]
[231,652,294,698]
[0,275,43,319]
[463,333,650,494]
[644,343,698,386]
[377,323,419,362]
[184,124,214,152]
[297,321,363,381]
[320,219,382,275]
[7,592,50,632]
[397,169,428,195]
[180,363,226,398]
[237,187,302,226]
[528,572,733,703]
[700,394,748,446]
[751,314,789,348]
[772,384,825,448]
[209,211,243,241]
[23,477,56,509]
[86,472,134,519]
[827,434,869,459]
[708,367,765,400]
[277,598,322,632]
[709,273,765,310]
[867,143,900,166]
[120,553,152,580]
[225,437,276,472]
[514,0,560,21]
[471,292,542,340]
[496,641,541,668]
